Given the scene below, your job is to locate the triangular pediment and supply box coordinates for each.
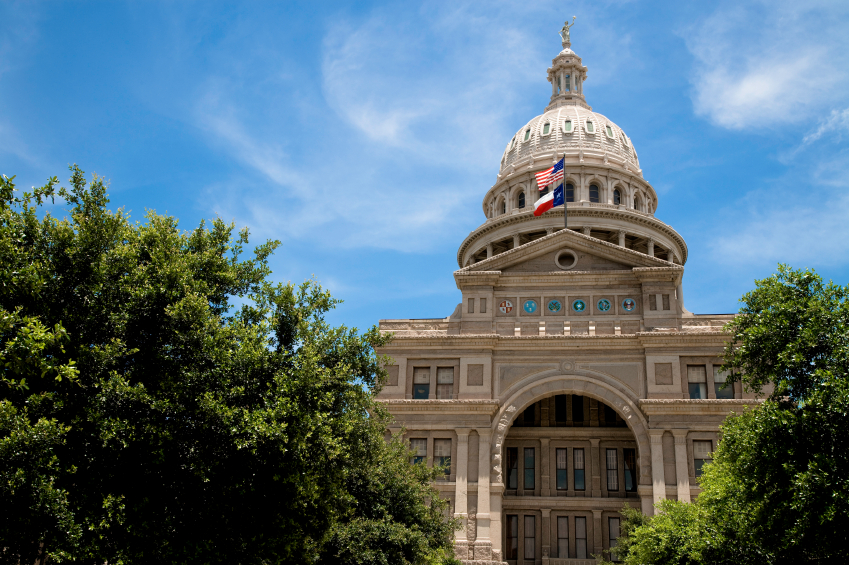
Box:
[458,228,678,274]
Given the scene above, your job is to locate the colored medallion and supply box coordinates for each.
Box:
[572,299,586,312]
[547,299,562,313]
[523,300,537,313]
[597,299,611,312]
[499,300,513,314]
[621,298,636,312]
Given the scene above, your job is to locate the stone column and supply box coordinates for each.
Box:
[454,430,471,557]
[582,226,592,237]
[618,230,626,247]
[541,438,551,496]
[592,509,603,556]
[474,428,493,561]
[590,438,601,497]
[647,239,655,257]
[672,430,691,502]
[649,430,666,508]
[486,243,493,259]
[541,508,552,559]
[513,234,521,249]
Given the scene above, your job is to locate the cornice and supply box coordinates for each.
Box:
[377,399,501,415]
[457,206,688,268]
[454,269,642,289]
[639,398,763,415]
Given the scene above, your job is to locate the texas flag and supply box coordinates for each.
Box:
[533,183,565,216]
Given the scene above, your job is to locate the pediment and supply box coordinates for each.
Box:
[458,228,677,274]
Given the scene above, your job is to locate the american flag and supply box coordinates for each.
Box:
[535,158,564,190]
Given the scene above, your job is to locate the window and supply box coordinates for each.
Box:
[518,192,525,209]
[565,183,575,202]
[575,516,588,558]
[436,367,453,399]
[604,405,617,426]
[480,298,487,313]
[606,448,619,491]
[694,440,713,477]
[586,120,595,133]
[624,448,637,492]
[572,395,584,424]
[688,366,708,399]
[609,517,621,561]
[412,368,430,399]
[556,448,568,490]
[590,184,599,203]
[557,516,569,558]
[506,447,519,489]
[467,297,474,314]
[523,403,535,424]
[510,136,517,150]
[433,439,451,476]
[501,200,506,214]
[613,189,621,205]
[605,125,614,138]
[524,128,531,142]
[634,195,641,210]
[714,367,733,399]
[563,74,570,92]
[555,394,568,422]
[506,515,519,560]
[542,122,551,135]
[524,515,535,559]
[574,449,586,490]
[524,448,535,490]
[662,294,670,310]
[563,119,573,133]
[410,438,427,465]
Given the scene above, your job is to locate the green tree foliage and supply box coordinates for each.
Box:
[613,265,849,565]
[0,168,458,564]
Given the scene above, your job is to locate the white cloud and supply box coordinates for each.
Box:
[684,1,849,130]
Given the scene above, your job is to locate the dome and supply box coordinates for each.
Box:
[499,106,641,177]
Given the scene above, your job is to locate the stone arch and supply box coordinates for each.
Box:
[489,374,651,488]
[509,183,527,211]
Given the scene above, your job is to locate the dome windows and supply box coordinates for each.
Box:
[542,122,551,136]
[565,183,575,202]
[501,200,507,214]
[634,194,641,211]
[605,125,615,139]
[585,120,596,134]
[613,189,621,205]
[563,119,573,133]
[589,184,599,203]
[510,136,517,150]
[523,128,531,142]
[518,192,526,209]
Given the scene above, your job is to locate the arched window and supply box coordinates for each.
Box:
[501,200,506,214]
[518,192,526,209]
[524,128,531,142]
[590,184,599,203]
[634,195,641,211]
[613,189,621,205]
[565,183,575,202]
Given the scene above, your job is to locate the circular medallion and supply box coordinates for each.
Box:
[523,300,537,314]
[554,248,578,270]
[499,300,513,314]
[572,299,586,312]
[597,299,611,312]
[547,299,562,313]
[621,298,636,312]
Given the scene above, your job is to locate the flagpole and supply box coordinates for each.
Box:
[563,151,568,230]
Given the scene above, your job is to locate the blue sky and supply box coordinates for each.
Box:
[2,0,849,331]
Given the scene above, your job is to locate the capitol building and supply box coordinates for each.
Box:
[376,22,760,565]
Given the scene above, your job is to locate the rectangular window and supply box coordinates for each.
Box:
[557,516,569,558]
[606,448,619,491]
[480,298,487,313]
[410,438,427,465]
[575,516,588,559]
[714,367,733,399]
[543,122,551,135]
[564,119,573,133]
[467,297,474,313]
[609,517,621,561]
[662,294,670,310]
[574,448,586,491]
[506,447,518,489]
[624,448,637,492]
[649,295,658,311]
[563,74,570,92]
[694,440,713,477]
[688,365,708,399]
[556,448,568,490]
[434,439,451,476]
[572,395,584,425]
[413,367,430,399]
[436,367,454,399]
[586,120,595,133]
[605,125,614,138]
[555,394,568,422]
[524,515,535,559]
[524,448,535,490]
[506,515,518,560]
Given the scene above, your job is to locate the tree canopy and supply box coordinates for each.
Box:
[609,265,849,565]
[0,167,458,564]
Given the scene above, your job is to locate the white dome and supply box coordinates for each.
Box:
[499,106,640,175]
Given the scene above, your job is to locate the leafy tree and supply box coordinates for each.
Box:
[613,265,849,565]
[0,168,458,564]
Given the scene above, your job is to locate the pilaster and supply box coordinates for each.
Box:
[672,430,691,503]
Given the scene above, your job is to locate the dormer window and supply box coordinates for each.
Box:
[542,122,551,136]
[524,128,531,142]
[510,136,517,150]
[605,125,614,139]
[586,120,595,134]
[563,120,573,133]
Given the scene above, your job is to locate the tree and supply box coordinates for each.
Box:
[0,167,458,564]
[613,265,849,564]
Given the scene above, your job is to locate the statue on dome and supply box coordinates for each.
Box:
[560,16,576,47]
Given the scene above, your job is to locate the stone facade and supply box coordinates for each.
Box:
[376,27,762,565]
